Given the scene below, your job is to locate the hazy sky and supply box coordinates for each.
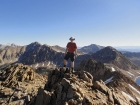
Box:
[0,0,140,47]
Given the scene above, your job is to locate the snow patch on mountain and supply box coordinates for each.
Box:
[127,72,134,76]
[35,64,38,68]
[111,67,116,72]
[104,76,114,84]
[47,62,50,66]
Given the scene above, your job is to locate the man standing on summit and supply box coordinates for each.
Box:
[64,37,77,70]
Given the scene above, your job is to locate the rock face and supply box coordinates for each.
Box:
[0,63,46,105]
[34,67,140,105]
[92,46,140,70]
[76,59,110,81]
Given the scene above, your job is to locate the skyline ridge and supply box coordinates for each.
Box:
[1,42,140,47]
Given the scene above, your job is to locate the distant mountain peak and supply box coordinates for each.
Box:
[80,44,104,53]
[0,43,19,50]
[27,42,42,48]
[31,41,42,45]
[92,46,139,70]
[103,46,118,52]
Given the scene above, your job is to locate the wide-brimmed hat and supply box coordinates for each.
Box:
[69,37,75,40]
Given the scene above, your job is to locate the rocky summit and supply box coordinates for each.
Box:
[34,67,140,105]
[0,63,46,105]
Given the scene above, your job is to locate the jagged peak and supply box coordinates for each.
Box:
[31,41,42,45]
[27,42,42,48]
[43,44,50,47]
[104,46,118,52]
[81,44,104,48]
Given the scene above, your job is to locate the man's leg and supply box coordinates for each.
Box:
[71,61,74,70]
[71,53,75,70]
[63,59,67,67]
[64,53,69,67]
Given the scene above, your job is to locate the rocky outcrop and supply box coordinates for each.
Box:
[0,63,46,105]
[76,59,140,96]
[0,63,35,87]
[34,67,140,105]
[76,58,110,81]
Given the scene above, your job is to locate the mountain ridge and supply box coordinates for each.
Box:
[92,46,140,70]
[0,42,140,71]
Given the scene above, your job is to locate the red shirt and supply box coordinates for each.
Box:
[66,42,77,53]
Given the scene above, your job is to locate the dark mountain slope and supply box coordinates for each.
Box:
[18,42,64,66]
[92,46,140,70]
[124,52,140,66]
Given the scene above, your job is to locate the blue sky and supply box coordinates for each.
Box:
[0,0,140,47]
